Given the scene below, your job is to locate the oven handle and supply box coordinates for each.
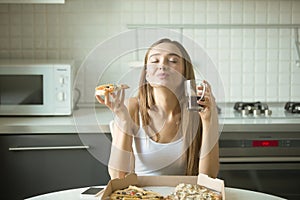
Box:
[8,145,90,151]
[220,157,300,163]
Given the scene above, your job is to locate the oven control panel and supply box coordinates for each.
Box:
[220,139,300,148]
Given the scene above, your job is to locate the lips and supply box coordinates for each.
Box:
[157,73,169,79]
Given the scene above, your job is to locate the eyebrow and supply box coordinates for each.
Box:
[149,53,181,59]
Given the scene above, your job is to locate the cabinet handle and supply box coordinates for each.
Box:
[8,145,90,151]
[220,156,300,163]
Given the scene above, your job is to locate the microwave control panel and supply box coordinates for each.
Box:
[53,64,73,113]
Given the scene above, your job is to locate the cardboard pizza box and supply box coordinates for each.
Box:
[198,173,225,200]
[100,173,225,200]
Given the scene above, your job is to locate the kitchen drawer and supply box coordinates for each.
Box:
[0,133,112,200]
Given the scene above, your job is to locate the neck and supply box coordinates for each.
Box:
[152,87,181,116]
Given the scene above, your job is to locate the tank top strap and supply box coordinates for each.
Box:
[135,102,148,138]
[138,110,142,126]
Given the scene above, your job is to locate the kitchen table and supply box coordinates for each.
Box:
[25,186,286,200]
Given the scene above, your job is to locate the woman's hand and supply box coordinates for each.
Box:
[95,84,129,119]
[197,80,218,122]
[95,84,137,135]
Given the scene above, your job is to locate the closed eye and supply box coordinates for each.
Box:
[169,57,179,63]
[149,56,159,63]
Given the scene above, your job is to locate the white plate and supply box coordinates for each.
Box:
[143,186,175,196]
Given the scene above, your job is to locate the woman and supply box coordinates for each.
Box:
[96,38,219,179]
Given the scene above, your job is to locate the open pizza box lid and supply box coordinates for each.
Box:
[99,173,225,200]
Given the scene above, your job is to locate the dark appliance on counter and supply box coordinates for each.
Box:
[218,102,300,200]
[285,102,300,113]
[233,101,272,116]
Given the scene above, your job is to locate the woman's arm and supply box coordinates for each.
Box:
[108,123,134,179]
[197,81,220,178]
[95,86,138,179]
[198,114,220,178]
[108,97,139,179]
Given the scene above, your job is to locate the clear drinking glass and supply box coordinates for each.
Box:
[184,79,206,112]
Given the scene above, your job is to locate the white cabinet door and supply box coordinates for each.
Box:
[0,0,64,4]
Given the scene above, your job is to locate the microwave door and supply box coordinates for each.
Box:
[0,70,54,115]
[0,75,43,106]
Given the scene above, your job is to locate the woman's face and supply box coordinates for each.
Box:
[145,42,185,89]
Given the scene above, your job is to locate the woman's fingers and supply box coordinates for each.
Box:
[120,88,125,104]
[113,84,129,105]
[104,92,110,105]
[95,91,113,109]
[111,89,121,109]
[121,84,130,90]
[197,80,215,108]
[95,84,129,112]
[95,95,104,104]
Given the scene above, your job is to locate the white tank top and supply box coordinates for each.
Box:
[132,116,187,176]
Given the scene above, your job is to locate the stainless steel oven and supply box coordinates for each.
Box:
[218,102,300,200]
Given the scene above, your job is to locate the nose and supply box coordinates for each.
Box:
[158,58,168,70]
[158,65,166,70]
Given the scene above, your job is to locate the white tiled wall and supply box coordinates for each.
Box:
[0,0,300,103]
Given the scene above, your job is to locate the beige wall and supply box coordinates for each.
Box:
[0,0,300,103]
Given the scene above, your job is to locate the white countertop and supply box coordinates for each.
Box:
[0,107,113,134]
[1,106,300,134]
[25,186,286,200]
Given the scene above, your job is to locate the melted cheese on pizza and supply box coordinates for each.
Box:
[166,183,222,200]
[110,185,164,200]
[95,84,121,95]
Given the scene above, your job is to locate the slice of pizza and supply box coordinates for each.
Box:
[109,185,164,200]
[95,84,122,96]
[166,183,222,200]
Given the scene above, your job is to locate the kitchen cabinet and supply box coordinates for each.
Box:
[0,133,112,200]
[0,0,64,3]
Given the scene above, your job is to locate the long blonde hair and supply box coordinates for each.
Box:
[137,38,202,175]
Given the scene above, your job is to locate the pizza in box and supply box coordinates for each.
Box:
[108,183,222,200]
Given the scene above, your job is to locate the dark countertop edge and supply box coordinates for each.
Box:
[1,123,300,134]
[221,123,300,132]
[0,125,111,134]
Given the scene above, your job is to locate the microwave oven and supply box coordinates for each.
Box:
[0,60,74,116]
